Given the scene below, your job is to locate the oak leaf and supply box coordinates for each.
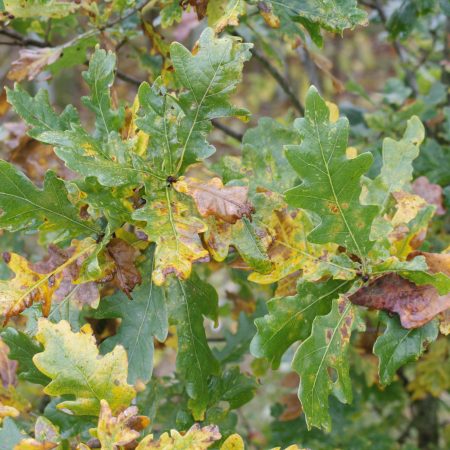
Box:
[33,320,135,415]
[106,238,141,297]
[136,423,221,449]
[8,47,62,82]
[412,176,446,216]
[133,195,209,285]
[94,400,149,450]
[349,274,450,328]
[174,175,253,224]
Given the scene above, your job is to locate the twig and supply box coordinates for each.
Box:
[0,29,48,47]
[250,45,304,115]
[211,119,243,142]
[116,70,141,86]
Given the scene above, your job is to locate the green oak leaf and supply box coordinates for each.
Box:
[251,279,353,369]
[6,85,79,138]
[0,328,50,386]
[362,115,425,208]
[285,86,378,261]
[242,117,301,194]
[0,162,100,241]
[268,0,367,42]
[168,273,220,420]
[207,367,257,410]
[373,256,450,295]
[91,251,168,384]
[33,319,135,416]
[81,47,124,138]
[292,296,356,431]
[160,0,183,27]
[68,177,134,231]
[373,313,438,385]
[0,418,27,450]
[170,27,252,172]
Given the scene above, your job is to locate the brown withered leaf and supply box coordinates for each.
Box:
[412,176,445,216]
[257,1,281,28]
[106,238,142,297]
[8,47,62,82]
[174,174,253,224]
[349,274,450,328]
[9,137,74,184]
[0,88,9,117]
[96,399,150,449]
[1,121,27,150]
[0,339,17,388]
[408,251,450,276]
[32,242,100,308]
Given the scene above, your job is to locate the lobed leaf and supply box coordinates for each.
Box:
[0,162,100,240]
[33,320,135,416]
[373,313,438,385]
[285,87,378,262]
[292,296,357,431]
[251,279,354,368]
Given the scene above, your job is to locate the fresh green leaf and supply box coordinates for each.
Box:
[251,280,353,369]
[0,162,100,240]
[373,313,438,385]
[285,86,378,261]
[0,328,50,385]
[292,296,357,431]
[168,273,220,420]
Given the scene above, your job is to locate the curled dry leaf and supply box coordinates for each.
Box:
[95,399,150,450]
[412,176,445,216]
[0,239,98,324]
[8,47,62,82]
[0,339,17,388]
[174,175,253,224]
[136,423,221,449]
[31,240,100,308]
[349,274,450,328]
[106,238,142,297]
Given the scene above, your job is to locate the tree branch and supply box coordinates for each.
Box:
[250,45,305,115]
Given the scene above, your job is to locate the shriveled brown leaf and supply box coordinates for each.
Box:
[279,394,302,421]
[96,399,149,450]
[349,274,450,328]
[408,251,450,276]
[8,47,62,82]
[0,88,9,117]
[32,242,100,308]
[0,339,17,388]
[9,137,74,184]
[257,1,281,28]
[174,170,253,224]
[106,238,142,297]
[412,176,446,216]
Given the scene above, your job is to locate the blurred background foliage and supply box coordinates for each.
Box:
[0,1,449,449]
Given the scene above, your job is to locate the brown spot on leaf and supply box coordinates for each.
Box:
[349,274,450,328]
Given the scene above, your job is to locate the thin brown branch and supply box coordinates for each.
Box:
[250,45,305,115]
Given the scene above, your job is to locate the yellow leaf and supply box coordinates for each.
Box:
[94,400,149,450]
[8,47,62,82]
[221,434,245,449]
[136,423,221,449]
[133,192,209,286]
[0,239,97,324]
